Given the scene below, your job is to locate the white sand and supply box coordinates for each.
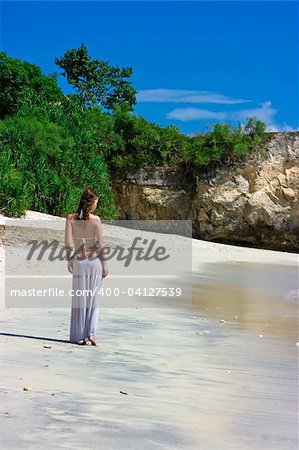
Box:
[1,209,297,265]
[0,211,298,449]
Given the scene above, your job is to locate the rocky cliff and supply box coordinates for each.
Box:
[111,133,299,251]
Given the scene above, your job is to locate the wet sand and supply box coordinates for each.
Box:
[193,261,298,342]
[0,212,298,449]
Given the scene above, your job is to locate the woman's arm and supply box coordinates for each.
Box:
[94,218,109,277]
[94,217,107,264]
[65,214,74,272]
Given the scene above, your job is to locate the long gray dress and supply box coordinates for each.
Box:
[69,236,103,343]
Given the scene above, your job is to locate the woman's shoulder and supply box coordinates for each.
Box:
[89,214,101,222]
[66,213,101,222]
[66,213,76,220]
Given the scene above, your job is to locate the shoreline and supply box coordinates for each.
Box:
[1,209,298,261]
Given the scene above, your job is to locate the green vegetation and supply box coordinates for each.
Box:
[0,52,62,119]
[0,48,269,218]
[55,44,137,112]
[0,97,118,218]
[183,119,268,169]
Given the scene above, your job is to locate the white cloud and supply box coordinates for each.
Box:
[137,88,250,104]
[230,101,277,125]
[229,102,298,131]
[167,108,226,122]
[166,101,296,132]
[137,89,298,131]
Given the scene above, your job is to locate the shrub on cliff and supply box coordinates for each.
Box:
[111,105,188,169]
[182,119,268,170]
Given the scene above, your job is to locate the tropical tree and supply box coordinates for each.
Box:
[55,43,137,112]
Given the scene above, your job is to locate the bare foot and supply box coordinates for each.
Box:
[88,336,98,346]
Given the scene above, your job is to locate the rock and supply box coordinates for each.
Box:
[281,187,296,201]
[212,190,244,208]
[23,387,31,391]
[43,344,52,349]
[111,133,299,251]
[120,391,128,395]
[276,174,288,187]
[197,209,210,223]
[233,175,250,192]
[244,191,289,229]
[250,177,269,193]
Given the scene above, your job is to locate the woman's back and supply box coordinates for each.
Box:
[67,213,100,252]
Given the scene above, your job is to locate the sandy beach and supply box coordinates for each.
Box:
[0,211,298,449]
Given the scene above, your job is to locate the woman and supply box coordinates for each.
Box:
[65,188,108,346]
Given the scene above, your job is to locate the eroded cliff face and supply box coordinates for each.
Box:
[111,133,299,251]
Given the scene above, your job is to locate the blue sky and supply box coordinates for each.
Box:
[1,1,298,135]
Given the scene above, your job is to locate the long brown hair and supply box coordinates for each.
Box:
[76,188,99,220]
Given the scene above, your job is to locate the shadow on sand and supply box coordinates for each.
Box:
[0,332,69,344]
